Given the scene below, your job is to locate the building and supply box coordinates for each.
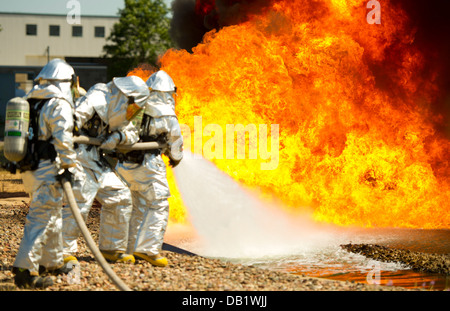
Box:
[0,12,119,135]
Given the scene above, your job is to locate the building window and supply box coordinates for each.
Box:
[26,24,37,36]
[49,25,60,37]
[94,26,105,38]
[72,25,83,37]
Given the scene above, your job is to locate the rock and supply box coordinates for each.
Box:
[341,243,450,275]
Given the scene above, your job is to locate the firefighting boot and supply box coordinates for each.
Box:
[45,255,79,275]
[133,252,168,267]
[63,255,79,265]
[101,250,135,263]
[13,267,53,289]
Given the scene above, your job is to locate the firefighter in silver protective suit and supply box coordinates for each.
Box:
[12,59,82,289]
[115,70,183,267]
[62,76,150,264]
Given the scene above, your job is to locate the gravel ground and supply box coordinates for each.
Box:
[0,198,423,292]
[341,243,450,276]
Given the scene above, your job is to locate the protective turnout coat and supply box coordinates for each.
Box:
[14,60,80,274]
[116,71,183,257]
[62,76,149,255]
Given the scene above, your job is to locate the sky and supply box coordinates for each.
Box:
[0,0,173,16]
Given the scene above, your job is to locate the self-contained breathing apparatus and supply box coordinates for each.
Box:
[3,71,81,174]
[3,97,57,174]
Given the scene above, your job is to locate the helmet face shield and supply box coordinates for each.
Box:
[126,98,143,121]
[70,75,81,100]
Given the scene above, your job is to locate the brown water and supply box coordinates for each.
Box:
[258,228,450,291]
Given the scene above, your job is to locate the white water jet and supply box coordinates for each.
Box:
[172,151,340,260]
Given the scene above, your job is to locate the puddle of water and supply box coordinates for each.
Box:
[168,223,450,291]
[260,249,449,291]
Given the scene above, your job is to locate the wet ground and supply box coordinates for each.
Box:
[249,228,450,291]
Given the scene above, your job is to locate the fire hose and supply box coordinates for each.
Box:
[60,136,166,291]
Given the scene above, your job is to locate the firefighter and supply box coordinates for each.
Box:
[115,70,183,267]
[12,59,81,289]
[62,76,150,264]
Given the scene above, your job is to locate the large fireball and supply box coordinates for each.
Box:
[131,0,450,229]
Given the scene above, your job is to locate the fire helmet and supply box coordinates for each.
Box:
[34,58,76,84]
[146,70,176,93]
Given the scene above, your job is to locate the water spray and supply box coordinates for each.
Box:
[172,151,337,260]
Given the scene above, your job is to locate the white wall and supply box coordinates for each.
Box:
[0,13,118,66]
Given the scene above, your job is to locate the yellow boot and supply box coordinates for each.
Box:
[101,250,135,263]
[133,252,168,267]
[45,255,79,275]
[64,255,78,265]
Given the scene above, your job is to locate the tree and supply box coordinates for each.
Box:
[103,0,174,78]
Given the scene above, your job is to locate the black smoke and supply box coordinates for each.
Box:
[168,0,450,135]
[169,0,273,52]
[169,0,208,52]
[393,0,450,137]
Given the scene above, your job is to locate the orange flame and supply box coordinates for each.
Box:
[127,63,157,81]
[134,0,450,229]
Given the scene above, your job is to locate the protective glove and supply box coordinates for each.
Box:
[100,132,122,150]
[169,158,181,168]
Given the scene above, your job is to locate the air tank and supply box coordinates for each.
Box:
[3,97,30,162]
